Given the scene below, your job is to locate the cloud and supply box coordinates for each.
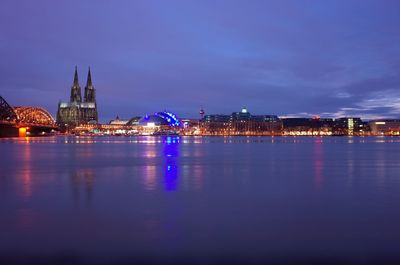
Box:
[1,0,400,121]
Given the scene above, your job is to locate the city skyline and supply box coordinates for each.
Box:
[1,1,400,121]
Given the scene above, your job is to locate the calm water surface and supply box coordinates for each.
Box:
[1,136,400,264]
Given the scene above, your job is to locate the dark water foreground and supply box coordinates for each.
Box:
[1,136,400,265]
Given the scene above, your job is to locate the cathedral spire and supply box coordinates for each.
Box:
[70,66,82,103]
[86,67,92,87]
[73,66,79,86]
[84,67,96,103]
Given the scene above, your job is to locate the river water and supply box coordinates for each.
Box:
[1,136,400,264]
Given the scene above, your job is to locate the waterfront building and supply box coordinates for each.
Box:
[57,67,98,128]
[333,117,365,135]
[202,108,282,135]
[109,115,129,125]
[136,112,181,135]
[204,114,231,123]
[282,117,334,135]
[231,107,252,121]
[202,114,230,133]
[126,116,141,126]
[70,112,181,136]
[369,120,400,135]
[180,118,198,128]
[137,112,180,127]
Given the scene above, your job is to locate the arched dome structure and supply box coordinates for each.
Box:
[138,111,180,127]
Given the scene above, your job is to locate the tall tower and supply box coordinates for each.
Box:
[200,106,205,119]
[84,67,96,103]
[70,66,82,103]
[82,67,98,123]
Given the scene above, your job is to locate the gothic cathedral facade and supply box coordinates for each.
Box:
[57,67,98,127]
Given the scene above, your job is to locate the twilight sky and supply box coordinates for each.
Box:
[1,0,400,121]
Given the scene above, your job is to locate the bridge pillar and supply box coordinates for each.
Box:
[18,127,27,137]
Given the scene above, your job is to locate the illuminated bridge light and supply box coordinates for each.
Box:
[13,106,56,126]
[18,127,27,137]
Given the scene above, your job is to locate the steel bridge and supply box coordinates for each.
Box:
[0,95,57,137]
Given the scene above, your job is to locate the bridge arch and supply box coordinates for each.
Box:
[14,107,56,126]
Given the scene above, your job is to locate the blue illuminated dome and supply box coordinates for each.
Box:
[138,111,181,127]
[138,115,169,126]
[155,111,180,127]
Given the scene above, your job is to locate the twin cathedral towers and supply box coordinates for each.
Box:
[57,67,98,127]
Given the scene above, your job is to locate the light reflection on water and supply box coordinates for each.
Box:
[142,165,157,192]
[1,136,400,262]
[17,143,33,199]
[163,137,179,192]
[70,168,96,206]
[313,138,323,190]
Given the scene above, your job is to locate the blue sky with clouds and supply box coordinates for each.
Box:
[1,0,400,121]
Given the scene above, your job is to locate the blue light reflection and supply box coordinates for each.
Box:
[163,136,180,191]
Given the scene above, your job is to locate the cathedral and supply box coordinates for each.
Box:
[57,67,98,127]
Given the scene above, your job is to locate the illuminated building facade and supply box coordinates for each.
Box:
[204,114,231,123]
[202,107,282,135]
[109,116,129,125]
[369,120,400,135]
[57,67,98,127]
[134,112,181,135]
[282,117,334,135]
[138,112,180,127]
[333,117,366,135]
[126,116,141,126]
[72,111,180,136]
